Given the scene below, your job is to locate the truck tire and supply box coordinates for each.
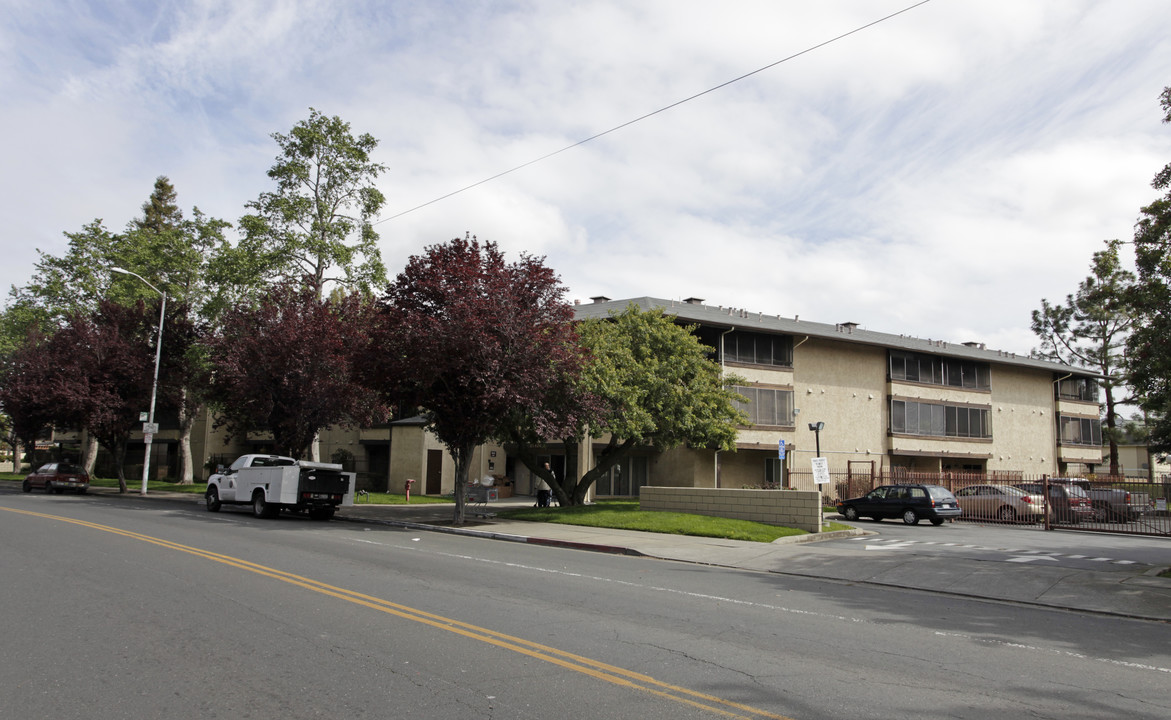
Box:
[205,487,221,512]
[252,491,279,519]
[308,507,335,521]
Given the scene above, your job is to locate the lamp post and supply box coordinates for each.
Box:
[111,267,166,495]
[808,421,825,457]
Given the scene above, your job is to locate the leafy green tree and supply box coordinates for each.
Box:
[1031,239,1136,474]
[506,305,748,506]
[4,177,233,483]
[238,109,388,298]
[1128,86,1171,453]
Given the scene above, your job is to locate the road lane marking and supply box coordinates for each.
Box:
[0,505,793,720]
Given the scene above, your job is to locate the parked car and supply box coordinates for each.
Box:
[836,484,962,525]
[22,462,90,494]
[953,484,1045,523]
[1014,482,1094,524]
[1051,478,1151,521]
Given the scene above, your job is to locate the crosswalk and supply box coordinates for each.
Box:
[854,537,1139,565]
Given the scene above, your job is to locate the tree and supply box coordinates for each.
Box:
[6,177,233,483]
[208,284,384,458]
[239,109,388,298]
[0,327,58,473]
[506,305,747,506]
[110,177,232,484]
[5,302,160,491]
[371,235,586,525]
[1031,239,1136,474]
[1128,86,1171,453]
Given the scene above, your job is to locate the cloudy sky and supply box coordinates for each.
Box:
[3,0,1169,355]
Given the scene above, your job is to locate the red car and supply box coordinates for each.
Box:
[23,462,90,494]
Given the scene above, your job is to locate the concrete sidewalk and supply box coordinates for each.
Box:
[335,495,1171,623]
[32,484,1171,623]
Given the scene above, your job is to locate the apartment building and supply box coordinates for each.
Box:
[567,296,1102,495]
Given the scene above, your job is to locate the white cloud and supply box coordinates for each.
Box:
[2,0,1170,363]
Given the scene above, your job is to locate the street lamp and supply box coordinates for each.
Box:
[111,267,166,495]
[808,421,825,457]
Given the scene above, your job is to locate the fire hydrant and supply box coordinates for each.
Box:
[404,478,416,503]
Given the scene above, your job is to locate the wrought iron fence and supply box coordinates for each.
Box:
[789,465,1170,537]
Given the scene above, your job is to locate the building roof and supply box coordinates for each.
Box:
[573,296,1088,377]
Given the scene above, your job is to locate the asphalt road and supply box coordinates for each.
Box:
[2,489,1169,720]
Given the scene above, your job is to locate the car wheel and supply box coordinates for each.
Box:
[44,481,54,494]
[930,518,944,526]
[205,487,221,512]
[21,479,31,493]
[308,507,335,521]
[252,492,278,519]
[902,508,920,525]
[997,506,1017,523]
[842,506,859,521]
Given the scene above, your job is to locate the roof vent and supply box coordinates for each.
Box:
[683,297,704,305]
[838,321,859,333]
[963,341,986,350]
[590,295,611,304]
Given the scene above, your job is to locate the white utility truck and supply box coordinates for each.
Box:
[205,454,355,520]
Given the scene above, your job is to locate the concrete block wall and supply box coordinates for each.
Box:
[639,487,823,533]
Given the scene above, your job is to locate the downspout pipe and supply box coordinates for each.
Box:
[716,326,735,488]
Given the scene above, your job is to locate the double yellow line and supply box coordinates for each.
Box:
[2,506,795,720]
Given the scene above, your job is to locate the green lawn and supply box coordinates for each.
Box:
[3,472,840,539]
[499,499,848,543]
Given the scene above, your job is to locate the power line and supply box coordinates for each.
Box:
[375,0,934,225]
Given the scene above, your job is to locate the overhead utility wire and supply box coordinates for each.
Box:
[375,0,934,225]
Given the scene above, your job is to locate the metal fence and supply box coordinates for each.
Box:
[788,465,1170,537]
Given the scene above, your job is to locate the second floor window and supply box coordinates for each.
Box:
[733,386,795,427]
[891,399,992,439]
[1059,415,1102,446]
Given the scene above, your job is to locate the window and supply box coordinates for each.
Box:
[889,351,990,390]
[733,386,795,426]
[764,458,784,487]
[891,399,992,439]
[1059,415,1102,446]
[723,331,793,367]
[1056,377,1099,403]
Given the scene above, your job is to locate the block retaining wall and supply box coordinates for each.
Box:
[639,487,823,533]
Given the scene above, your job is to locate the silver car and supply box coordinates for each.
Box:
[954,484,1045,523]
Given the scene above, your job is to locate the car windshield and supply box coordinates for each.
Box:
[1065,485,1089,498]
[57,464,84,474]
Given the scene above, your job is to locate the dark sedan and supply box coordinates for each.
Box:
[837,483,962,526]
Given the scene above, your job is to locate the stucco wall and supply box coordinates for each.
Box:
[788,337,889,463]
[989,365,1064,473]
[640,486,823,533]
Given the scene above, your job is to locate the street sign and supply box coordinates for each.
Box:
[811,456,830,484]
[777,439,786,460]
[142,422,159,434]
[139,412,149,422]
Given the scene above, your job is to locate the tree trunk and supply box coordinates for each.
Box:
[176,393,198,484]
[82,435,99,476]
[1104,384,1120,476]
[451,443,473,526]
[12,440,20,473]
[115,441,128,493]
